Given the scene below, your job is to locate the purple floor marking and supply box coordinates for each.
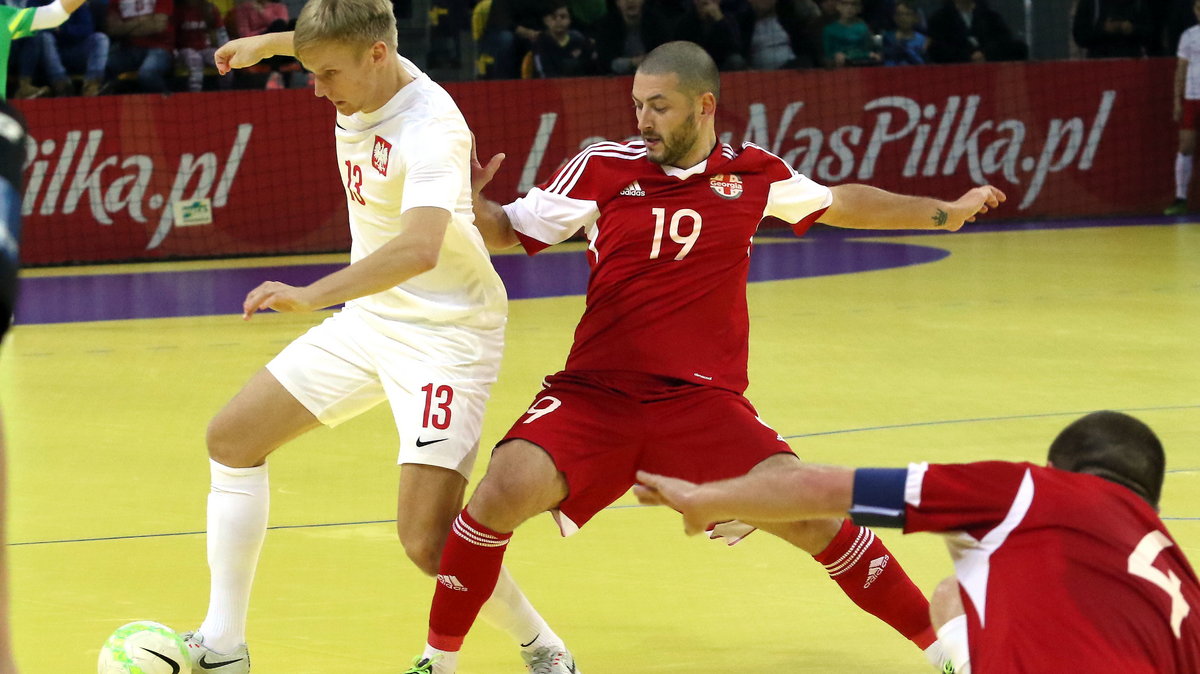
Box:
[14,239,947,325]
[18,214,1181,325]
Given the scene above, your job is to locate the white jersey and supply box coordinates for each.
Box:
[334,55,506,331]
[1179,25,1200,100]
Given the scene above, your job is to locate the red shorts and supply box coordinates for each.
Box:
[1183,100,1200,129]
[498,370,794,534]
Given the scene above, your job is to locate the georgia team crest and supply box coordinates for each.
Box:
[710,174,743,199]
[371,135,392,176]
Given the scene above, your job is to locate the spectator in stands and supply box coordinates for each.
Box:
[593,0,672,75]
[107,0,175,92]
[231,0,288,37]
[926,0,1026,63]
[567,0,604,33]
[231,0,296,87]
[476,0,544,78]
[175,0,227,91]
[14,0,108,96]
[860,0,892,32]
[800,0,837,65]
[881,0,923,64]
[532,1,596,76]
[737,0,813,69]
[673,0,747,69]
[1072,0,1152,58]
[822,0,879,67]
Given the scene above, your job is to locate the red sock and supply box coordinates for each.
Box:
[813,520,936,649]
[427,510,512,651]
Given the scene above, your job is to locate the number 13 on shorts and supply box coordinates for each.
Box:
[421,383,454,429]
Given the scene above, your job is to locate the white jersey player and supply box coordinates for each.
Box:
[1167,0,1200,215]
[187,2,576,673]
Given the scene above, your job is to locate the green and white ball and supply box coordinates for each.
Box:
[98,621,188,674]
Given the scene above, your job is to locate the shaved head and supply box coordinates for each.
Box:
[637,41,720,101]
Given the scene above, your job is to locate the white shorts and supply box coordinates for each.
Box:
[266,306,504,477]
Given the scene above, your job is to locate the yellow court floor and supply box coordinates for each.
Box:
[3,221,1199,672]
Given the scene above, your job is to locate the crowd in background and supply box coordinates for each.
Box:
[3,0,1196,96]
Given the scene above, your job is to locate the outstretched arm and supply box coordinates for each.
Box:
[214,31,296,74]
[241,206,448,319]
[820,184,1005,232]
[633,465,856,536]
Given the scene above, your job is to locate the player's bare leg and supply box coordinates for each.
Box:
[1168,129,1196,214]
[409,440,573,674]
[397,464,469,571]
[745,454,940,662]
[189,368,321,671]
[929,577,970,673]
[398,462,574,671]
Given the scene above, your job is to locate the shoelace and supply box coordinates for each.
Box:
[523,646,564,674]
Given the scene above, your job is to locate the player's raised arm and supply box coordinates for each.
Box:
[634,465,856,535]
[28,0,86,29]
[214,31,296,74]
[820,184,1006,232]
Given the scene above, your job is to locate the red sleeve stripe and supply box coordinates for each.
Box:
[515,229,552,256]
[792,206,829,237]
[546,142,647,196]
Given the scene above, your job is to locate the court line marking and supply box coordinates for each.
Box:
[11,498,1198,547]
[14,408,1200,547]
[783,404,1200,440]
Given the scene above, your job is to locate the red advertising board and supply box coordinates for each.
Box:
[13,59,1174,265]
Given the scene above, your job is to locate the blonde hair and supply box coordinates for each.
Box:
[294,0,398,56]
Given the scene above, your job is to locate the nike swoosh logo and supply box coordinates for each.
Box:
[141,648,181,674]
[198,654,244,669]
[520,633,539,648]
[415,437,448,447]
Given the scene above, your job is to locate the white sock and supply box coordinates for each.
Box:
[1176,153,1193,201]
[934,615,971,674]
[477,566,562,651]
[198,459,269,654]
[420,646,458,673]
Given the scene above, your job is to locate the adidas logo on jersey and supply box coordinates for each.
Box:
[863,555,890,589]
[619,180,646,197]
[437,574,468,592]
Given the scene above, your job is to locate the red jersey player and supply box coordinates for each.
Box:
[637,410,1200,673]
[404,40,1006,674]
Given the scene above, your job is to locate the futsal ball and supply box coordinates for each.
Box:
[97,621,189,674]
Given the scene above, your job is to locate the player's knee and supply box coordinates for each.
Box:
[398,532,443,577]
[206,416,255,467]
[468,446,564,532]
[929,575,964,629]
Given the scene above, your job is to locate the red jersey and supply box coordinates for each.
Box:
[110,0,174,50]
[905,462,1200,672]
[502,140,831,393]
[174,1,222,50]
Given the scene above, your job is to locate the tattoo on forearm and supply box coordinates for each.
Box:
[932,209,948,228]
